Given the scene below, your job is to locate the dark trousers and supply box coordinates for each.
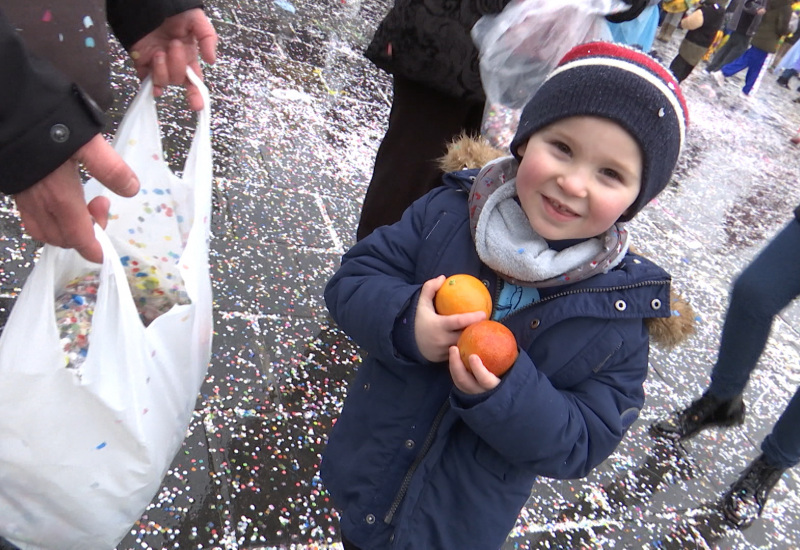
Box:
[709,219,800,469]
[778,68,798,86]
[356,76,484,241]
[669,54,695,82]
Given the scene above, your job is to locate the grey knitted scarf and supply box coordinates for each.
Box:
[469,157,629,288]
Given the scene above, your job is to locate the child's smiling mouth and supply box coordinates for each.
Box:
[544,195,579,219]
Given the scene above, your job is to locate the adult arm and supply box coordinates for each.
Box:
[0,8,106,195]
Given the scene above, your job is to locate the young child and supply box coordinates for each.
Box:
[322,42,690,550]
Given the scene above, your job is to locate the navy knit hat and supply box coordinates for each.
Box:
[509,41,689,222]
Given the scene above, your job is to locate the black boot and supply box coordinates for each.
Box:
[721,454,787,528]
[650,391,745,440]
[778,69,798,88]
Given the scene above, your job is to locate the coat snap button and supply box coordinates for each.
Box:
[366,514,376,524]
[650,298,662,310]
[530,319,541,329]
[50,124,70,143]
[363,382,370,391]
[615,300,627,311]
[405,439,415,449]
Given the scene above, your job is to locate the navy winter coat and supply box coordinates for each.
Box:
[322,172,672,549]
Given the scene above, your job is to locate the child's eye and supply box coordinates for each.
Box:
[600,168,622,182]
[550,141,571,155]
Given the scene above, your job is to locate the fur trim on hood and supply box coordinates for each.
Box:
[439,133,696,348]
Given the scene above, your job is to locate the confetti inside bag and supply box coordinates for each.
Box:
[0,70,213,550]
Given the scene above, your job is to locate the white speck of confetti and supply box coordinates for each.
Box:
[83,15,94,28]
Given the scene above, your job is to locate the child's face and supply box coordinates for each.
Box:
[515,116,642,240]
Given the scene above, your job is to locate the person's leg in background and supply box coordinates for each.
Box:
[707,32,750,72]
[719,45,756,80]
[356,76,483,241]
[669,53,695,82]
[707,220,800,406]
[740,47,769,95]
[651,219,800,442]
[777,67,798,87]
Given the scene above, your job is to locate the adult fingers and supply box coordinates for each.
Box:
[167,39,189,85]
[16,174,103,263]
[87,195,111,230]
[150,51,170,93]
[195,17,218,65]
[76,135,139,198]
[184,59,205,111]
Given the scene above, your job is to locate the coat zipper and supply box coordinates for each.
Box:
[499,280,668,322]
[383,399,451,524]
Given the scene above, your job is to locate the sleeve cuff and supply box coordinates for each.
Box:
[0,85,104,194]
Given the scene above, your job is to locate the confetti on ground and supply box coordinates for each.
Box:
[2,3,800,550]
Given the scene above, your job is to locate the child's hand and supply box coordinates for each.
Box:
[448,346,500,394]
[415,275,487,363]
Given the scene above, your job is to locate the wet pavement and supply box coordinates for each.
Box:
[2,2,800,549]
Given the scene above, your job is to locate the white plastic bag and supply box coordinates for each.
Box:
[473,0,627,148]
[0,69,213,550]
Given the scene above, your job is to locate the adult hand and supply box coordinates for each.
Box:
[14,135,139,263]
[414,276,486,363]
[129,8,218,110]
[448,346,501,394]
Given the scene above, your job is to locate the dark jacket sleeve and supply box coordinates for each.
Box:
[0,8,105,195]
[107,0,205,50]
[0,1,206,195]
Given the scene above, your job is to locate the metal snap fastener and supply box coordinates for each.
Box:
[615,300,627,311]
[50,124,70,143]
[530,319,541,329]
[366,514,376,524]
[481,279,490,288]
[363,383,370,391]
[405,439,415,449]
[650,298,662,310]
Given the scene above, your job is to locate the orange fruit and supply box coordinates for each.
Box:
[457,320,518,377]
[434,274,492,318]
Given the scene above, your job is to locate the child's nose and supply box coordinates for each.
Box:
[556,173,589,198]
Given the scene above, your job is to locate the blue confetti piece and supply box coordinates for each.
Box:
[84,37,95,48]
[96,442,107,450]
